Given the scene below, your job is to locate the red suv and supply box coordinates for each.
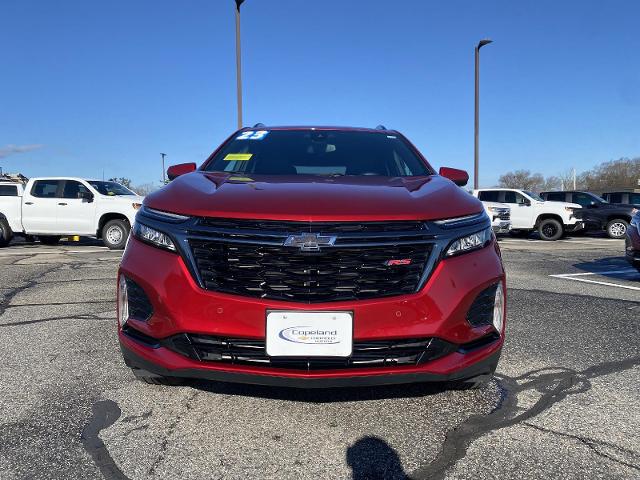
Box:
[117,126,506,388]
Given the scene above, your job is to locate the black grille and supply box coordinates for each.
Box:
[165,334,457,370]
[125,277,153,321]
[497,210,510,221]
[196,218,427,235]
[466,283,499,327]
[189,240,431,302]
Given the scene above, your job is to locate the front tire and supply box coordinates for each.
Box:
[538,218,563,241]
[39,235,61,245]
[606,219,628,239]
[102,219,129,250]
[0,218,13,247]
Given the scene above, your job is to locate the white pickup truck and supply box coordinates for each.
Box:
[0,177,143,249]
[473,188,583,240]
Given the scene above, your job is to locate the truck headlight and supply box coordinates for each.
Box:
[445,227,492,257]
[133,222,176,251]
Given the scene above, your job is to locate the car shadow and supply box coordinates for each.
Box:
[572,256,639,280]
[189,378,449,403]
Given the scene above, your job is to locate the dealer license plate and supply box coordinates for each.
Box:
[266,311,353,357]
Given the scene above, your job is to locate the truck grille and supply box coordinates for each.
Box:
[165,334,457,370]
[187,219,434,303]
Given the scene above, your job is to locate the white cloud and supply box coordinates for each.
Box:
[0,144,44,159]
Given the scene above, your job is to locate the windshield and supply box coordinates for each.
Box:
[88,181,136,196]
[203,129,432,177]
[590,193,608,203]
[523,191,543,201]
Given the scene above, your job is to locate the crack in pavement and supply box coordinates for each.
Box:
[0,311,114,327]
[410,356,640,479]
[522,422,640,472]
[81,400,130,480]
[147,390,200,477]
[0,264,63,318]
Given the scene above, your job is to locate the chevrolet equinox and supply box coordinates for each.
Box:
[117,126,506,389]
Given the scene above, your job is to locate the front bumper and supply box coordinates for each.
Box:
[565,221,585,233]
[118,236,506,386]
[492,220,511,234]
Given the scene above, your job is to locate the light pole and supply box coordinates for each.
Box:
[474,39,492,190]
[160,153,167,183]
[235,0,245,129]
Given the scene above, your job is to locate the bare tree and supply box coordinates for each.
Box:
[498,170,545,191]
[108,177,133,189]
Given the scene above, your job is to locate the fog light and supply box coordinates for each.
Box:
[493,282,505,334]
[118,275,129,327]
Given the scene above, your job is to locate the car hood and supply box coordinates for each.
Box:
[144,171,484,221]
[539,200,582,209]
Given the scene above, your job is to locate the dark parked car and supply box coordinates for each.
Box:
[626,211,640,272]
[602,191,640,208]
[540,190,638,239]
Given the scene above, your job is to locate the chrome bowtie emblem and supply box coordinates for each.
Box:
[284,233,337,252]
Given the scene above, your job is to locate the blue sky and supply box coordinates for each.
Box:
[1,0,638,187]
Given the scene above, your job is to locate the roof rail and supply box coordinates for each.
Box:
[253,123,266,128]
[375,125,387,130]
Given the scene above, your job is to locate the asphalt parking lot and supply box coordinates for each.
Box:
[0,236,638,480]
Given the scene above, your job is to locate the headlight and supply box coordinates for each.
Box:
[132,202,142,210]
[493,281,505,334]
[117,275,129,328]
[133,222,176,251]
[445,227,492,257]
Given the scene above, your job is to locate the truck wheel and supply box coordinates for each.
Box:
[39,235,61,245]
[538,219,563,241]
[606,219,628,239]
[0,218,13,247]
[102,219,129,250]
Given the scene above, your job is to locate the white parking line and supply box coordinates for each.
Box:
[0,248,109,256]
[549,269,640,291]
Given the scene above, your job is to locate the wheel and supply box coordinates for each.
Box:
[606,219,628,239]
[0,218,13,247]
[538,218,563,241]
[509,230,530,238]
[39,235,61,245]
[102,219,129,250]
[131,369,184,386]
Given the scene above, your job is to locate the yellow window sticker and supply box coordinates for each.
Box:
[228,176,254,182]
[224,153,253,161]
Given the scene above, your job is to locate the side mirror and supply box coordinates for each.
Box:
[439,167,469,187]
[79,191,94,203]
[167,162,197,181]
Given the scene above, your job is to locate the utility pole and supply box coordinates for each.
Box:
[160,153,167,183]
[474,39,492,190]
[235,0,245,129]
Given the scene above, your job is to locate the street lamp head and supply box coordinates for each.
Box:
[477,39,493,49]
[235,0,245,11]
